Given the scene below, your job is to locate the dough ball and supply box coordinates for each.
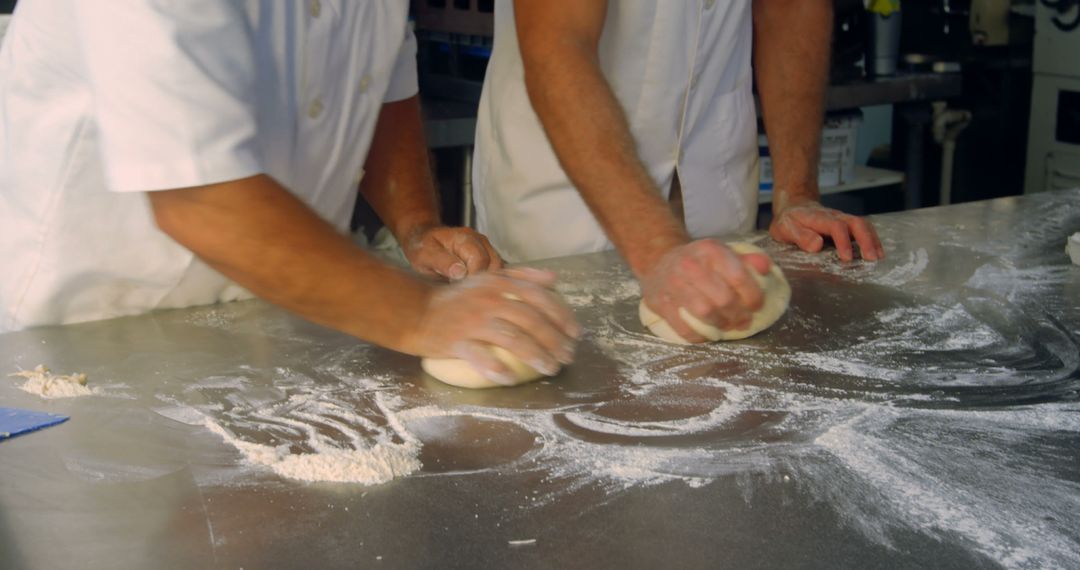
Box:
[638,242,791,343]
[421,346,551,389]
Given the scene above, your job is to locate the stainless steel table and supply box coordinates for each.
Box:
[2,191,1079,570]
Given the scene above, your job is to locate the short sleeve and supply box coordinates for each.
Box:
[384,25,419,103]
[73,0,263,192]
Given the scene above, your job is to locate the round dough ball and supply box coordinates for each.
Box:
[421,346,551,389]
[638,242,791,343]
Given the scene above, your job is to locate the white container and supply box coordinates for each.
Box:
[822,111,863,185]
[759,110,863,191]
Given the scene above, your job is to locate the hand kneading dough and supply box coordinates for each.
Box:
[421,346,551,389]
[639,242,791,343]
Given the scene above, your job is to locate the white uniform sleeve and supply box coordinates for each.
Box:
[73,0,262,192]
[384,26,419,102]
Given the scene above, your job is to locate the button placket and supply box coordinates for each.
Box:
[302,1,333,124]
[674,5,707,167]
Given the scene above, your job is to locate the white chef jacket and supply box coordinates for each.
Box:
[474,0,759,262]
[0,0,418,331]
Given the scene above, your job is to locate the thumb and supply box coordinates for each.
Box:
[419,247,468,281]
[500,266,558,288]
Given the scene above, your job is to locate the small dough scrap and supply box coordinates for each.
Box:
[1068,233,1080,266]
[11,364,94,398]
[639,242,791,343]
[422,346,550,389]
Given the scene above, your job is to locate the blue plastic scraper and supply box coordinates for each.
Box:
[0,407,69,441]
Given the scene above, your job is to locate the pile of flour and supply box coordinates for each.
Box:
[202,418,420,484]
[174,373,425,485]
[11,365,96,399]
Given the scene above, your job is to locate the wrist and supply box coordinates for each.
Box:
[772,186,820,216]
[392,214,441,247]
[385,278,438,356]
[626,231,690,279]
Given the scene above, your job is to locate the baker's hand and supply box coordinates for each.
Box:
[402,224,504,281]
[769,201,884,261]
[407,268,581,385]
[640,240,772,343]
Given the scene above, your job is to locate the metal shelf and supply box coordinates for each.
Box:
[758,165,904,204]
[422,74,964,149]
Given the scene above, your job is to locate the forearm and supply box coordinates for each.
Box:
[753,0,832,213]
[359,95,441,241]
[148,175,432,353]
[523,43,688,277]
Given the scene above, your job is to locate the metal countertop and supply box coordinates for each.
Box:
[2,190,1079,569]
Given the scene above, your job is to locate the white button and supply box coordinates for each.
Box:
[704,0,715,8]
[358,75,372,93]
[310,0,321,18]
[308,98,324,119]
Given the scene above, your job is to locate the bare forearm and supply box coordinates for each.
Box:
[149,175,431,353]
[359,95,441,241]
[753,0,832,213]
[522,41,687,277]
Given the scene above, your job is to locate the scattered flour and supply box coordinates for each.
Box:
[815,405,1080,569]
[11,365,96,399]
[202,417,420,484]
[118,215,1080,564]
[871,248,929,287]
[176,373,424,485]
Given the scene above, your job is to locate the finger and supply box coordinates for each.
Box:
[475,316,562,376]
[827,220,855,262]
[494,291,578,362]
[680,267,747,330]
[799,216,852,260]
[740,253,772,275]
[774,217,825,253]
[657,248,747,332]
[500,266,558,288]
[650,294,709,343]
[696,285,752,331]
[452,340,517,386]
[451,234,492,276]
[505,279,582,342]
[844,215,881,261]
[477,235,506,271]
[704,243,764,312]
[418,246,467,281]
[668,309,709,343]
[670,254,734,326]
[684,284,749,333]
